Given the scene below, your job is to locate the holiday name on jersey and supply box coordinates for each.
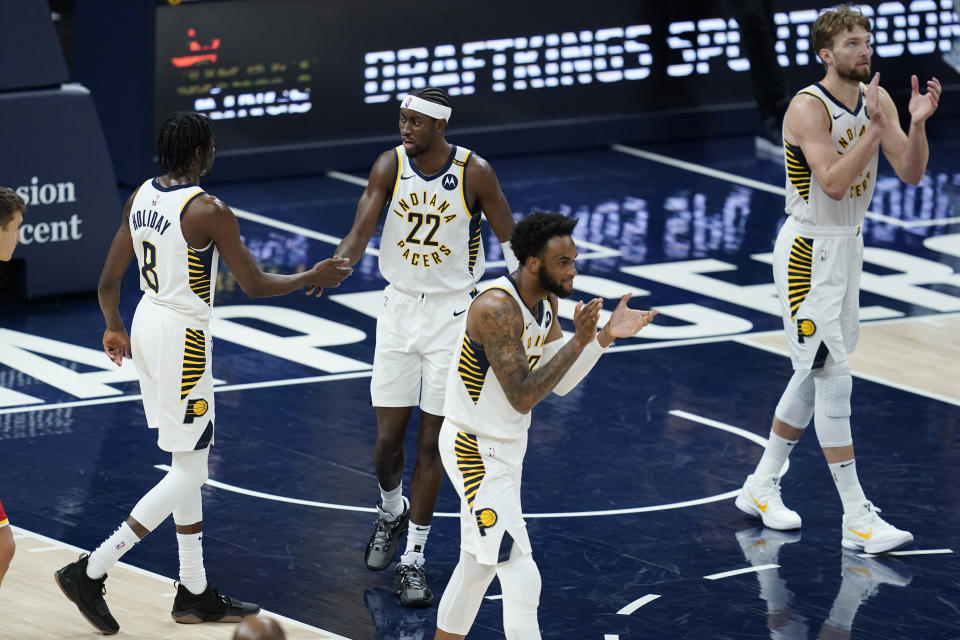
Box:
[392,191,456,267]
[131,209,172,235]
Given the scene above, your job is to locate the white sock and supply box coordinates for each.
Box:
[379,483,404,520]
[829,459,867,515]
[87,522,140,579]
[176,532,207,595]
[755,431,799,478]
[401,522,431,566]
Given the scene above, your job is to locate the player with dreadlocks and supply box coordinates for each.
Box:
[55,111,353,634]
[328,86,517,607]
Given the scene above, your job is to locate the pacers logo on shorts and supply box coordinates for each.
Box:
[475,508,497,537]
[796,318,816,343]
[184,398,209,424]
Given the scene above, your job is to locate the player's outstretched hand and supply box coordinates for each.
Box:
[572,297,603,347]
[103,327,131,367]
[305,255,353,297]
[607,293,658,338]
[908,75,941,124]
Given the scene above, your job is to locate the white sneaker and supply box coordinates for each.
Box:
[735,473,802,530]
[841,501,913,553]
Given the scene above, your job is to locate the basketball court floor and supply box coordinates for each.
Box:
[1,126,958,639]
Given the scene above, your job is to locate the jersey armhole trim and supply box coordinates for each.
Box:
[799,90,833,135]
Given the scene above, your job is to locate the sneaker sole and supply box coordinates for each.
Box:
[841,532,914,554]
[399,594,434,608]
[54,570,119,635]
[172,612,251,624]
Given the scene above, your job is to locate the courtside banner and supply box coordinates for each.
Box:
[0,86,119,298]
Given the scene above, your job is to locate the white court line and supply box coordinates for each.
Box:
[155,409,763,518]
[10,526,351,639]
[611,143,957,229]
[154,464,402,516]
[611,144,785,196]
[616,594,661,615]
[669,409,769,448]
[859,548,954,558]
[485,594,504,601]
[703,564,779,580]
[0,371,373,416]
[164,460,740,519]
[325,170,369,187]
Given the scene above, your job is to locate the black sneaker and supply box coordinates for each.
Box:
[54,554,120,635]
[364,498,410,571]
[394,562,434,608]
[171,582,260,623]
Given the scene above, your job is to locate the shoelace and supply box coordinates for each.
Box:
[371,517,398,550]
[761,476,783,497]
[398,565,426,590]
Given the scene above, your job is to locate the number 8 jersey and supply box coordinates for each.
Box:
[379,145,481,295]
[129,179,219,323]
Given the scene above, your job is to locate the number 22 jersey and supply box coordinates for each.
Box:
[379,145,482,295]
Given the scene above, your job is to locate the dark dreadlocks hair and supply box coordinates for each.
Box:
[510,212,578,265]
[410,86,452,130]
[156,111,216,176]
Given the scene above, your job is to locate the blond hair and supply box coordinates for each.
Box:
[812,5,872,68]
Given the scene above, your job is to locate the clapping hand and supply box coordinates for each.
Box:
[606,293,658,339]
[908,74,941,125]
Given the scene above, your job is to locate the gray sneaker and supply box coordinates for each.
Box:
[364,497,410,571]
[394,562,434,608]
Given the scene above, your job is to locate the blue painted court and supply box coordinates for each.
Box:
[2,128,959,639]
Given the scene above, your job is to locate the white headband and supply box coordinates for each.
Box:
[400,94,452,123]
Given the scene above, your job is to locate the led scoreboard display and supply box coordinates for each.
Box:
[149,0,958,172]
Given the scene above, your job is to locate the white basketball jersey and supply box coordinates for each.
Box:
[379,145,481,295]
[784,83,878,228]
[443,275,553,441]
[129,179,219,323]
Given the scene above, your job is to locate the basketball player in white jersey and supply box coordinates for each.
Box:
[735,6,941,553]
[329,87,517,606]
[55,111,352,634]
[0,186,26,589]
[434,212,657,639]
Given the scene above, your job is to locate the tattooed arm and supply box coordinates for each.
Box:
[465,289,603,414]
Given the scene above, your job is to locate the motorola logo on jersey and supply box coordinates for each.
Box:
[184,398,209,423]
[442,174,458,190]
[475,508,498,536]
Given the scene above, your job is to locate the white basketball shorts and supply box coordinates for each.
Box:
[439,419,533,566]
[371,284,472,415]
[131,298,215,452]
[773,217,862,371]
